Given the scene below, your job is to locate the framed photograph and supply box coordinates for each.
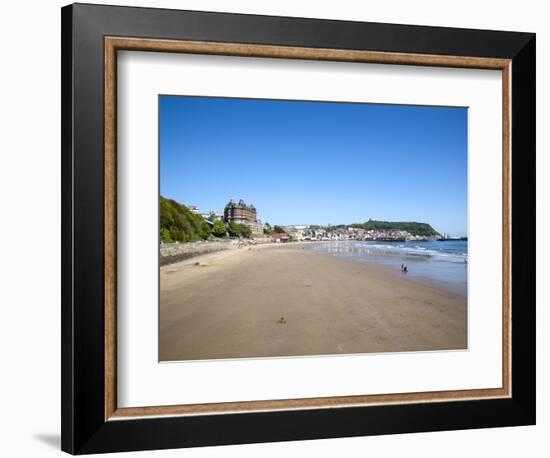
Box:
[61,3,536,454]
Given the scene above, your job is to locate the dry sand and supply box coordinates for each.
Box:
[159,243,467,361]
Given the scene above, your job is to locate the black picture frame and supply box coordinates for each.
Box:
[61,3,536,454]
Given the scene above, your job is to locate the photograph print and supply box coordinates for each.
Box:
[159,95,468,362]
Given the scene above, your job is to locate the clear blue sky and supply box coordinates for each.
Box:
[160,95,467,236]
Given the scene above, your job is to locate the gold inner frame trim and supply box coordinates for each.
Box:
[104,36,512,421]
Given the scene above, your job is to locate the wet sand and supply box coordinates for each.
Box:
[159,244,467,361]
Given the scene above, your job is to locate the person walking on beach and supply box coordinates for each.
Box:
[401,264,408,273]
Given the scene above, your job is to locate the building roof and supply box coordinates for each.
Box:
[225,198,257,212]
[271,233,289,239]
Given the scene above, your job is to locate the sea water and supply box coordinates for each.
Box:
[310,240,468,296]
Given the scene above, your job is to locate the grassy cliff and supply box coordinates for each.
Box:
[160,197,211,243]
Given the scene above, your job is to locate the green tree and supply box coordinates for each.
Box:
[226,221,253,239]
[227,221,241,237]
[160,227,172,243]
[200,221,212,240]
[239,225,252,239]
[212,220,227,237]
[273,225,286,234]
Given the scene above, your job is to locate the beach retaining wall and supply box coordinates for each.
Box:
[160,238,273,266]
[160,240,236,266]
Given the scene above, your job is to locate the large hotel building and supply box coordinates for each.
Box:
[223,199,263,236]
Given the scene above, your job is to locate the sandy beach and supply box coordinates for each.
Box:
[159,243,467,361]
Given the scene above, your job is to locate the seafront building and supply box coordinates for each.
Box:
[298,226,435,242]
[224,199,264,236]
[271,233,290,243]
[285,225,308,241]
[201,210,224,221]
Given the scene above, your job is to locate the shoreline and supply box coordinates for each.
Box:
[160,243,467,361]
[161,240,467,297]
